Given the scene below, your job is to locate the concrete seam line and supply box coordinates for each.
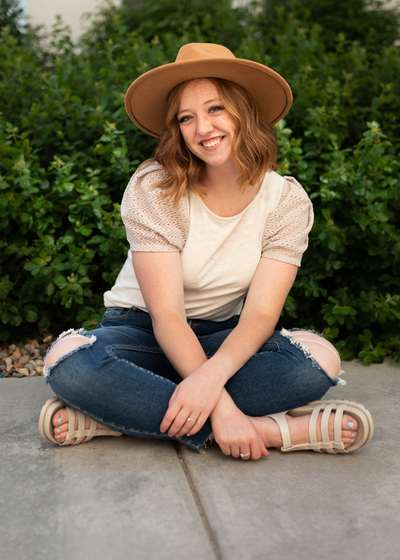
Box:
[174,443,223,560]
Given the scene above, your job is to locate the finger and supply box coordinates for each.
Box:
[186,413,207,436]
[245,434,264,461]
[259,434,269,457]
[231,446,240,459]
[174,414,198,438]
[160,401,182,433]
[219,443,231,456]
[167,408,192,438]
[252,434,269,460]
[239,449,251,460]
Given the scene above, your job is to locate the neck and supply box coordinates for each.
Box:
[201,161,242,194]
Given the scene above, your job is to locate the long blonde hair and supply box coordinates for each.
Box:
[144,78,280,205]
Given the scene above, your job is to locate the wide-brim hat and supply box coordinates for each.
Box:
[125,43,292,137]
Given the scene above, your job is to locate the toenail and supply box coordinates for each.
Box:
[351,439,355,443]
[347,422,354,430]
[57,417,62,426]
[57,435,60,441]
[57,429,60,434]
[352,433,355,437]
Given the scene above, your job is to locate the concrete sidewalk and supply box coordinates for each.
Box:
[1,359,399,560]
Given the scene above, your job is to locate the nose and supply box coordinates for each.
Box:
[196,114,214,136]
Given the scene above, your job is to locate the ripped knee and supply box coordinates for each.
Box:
[284,330,341,379]
[44,329,96,377]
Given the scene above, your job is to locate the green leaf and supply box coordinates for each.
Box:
[24,306,38,322]
[46,281,56,297]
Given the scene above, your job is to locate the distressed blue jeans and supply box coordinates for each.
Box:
[45,307,341,452]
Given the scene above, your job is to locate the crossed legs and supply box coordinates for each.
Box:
[42,328,358,454]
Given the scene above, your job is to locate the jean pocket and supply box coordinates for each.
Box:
[101,307,137,322]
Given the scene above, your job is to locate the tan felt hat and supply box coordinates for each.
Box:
[125,43,292,137]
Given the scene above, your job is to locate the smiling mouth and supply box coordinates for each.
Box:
[201,137,224,148]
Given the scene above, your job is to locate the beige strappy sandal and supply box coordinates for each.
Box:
[38,396,122,446]
[266,400,374,454]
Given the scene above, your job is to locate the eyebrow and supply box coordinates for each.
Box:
[177,97,221,117]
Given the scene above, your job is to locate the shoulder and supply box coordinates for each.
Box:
[281,175,311,202]
[258,171,311,214]
[121,161,189,252]
[263,171,310,202]
[262,172,312,215]
[124,160,169,197]
[122,161,187,213]
[274,173,313,221]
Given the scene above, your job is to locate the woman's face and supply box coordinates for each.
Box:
[177,79,237,171]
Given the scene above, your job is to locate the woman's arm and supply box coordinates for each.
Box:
[208,257,298,380]
[205,257,297,458]
[132,251,230,436]
[132,251,206,376]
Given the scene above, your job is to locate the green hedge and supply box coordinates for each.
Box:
[0,0,399,363]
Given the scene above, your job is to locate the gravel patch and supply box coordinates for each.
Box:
[0,334,54,378]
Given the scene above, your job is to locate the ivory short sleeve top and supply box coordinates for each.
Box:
[103,162,313,321]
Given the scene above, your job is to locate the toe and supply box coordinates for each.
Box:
[342,414,358,443]
[343,413,358,432]
[52,408,70,442]
[52,408,68,428]
[54,423,69,436]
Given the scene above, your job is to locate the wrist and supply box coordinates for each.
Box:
[207,353,233,384]
[211,388,236,418]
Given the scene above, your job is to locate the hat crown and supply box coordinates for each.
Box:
[175,43,236,63]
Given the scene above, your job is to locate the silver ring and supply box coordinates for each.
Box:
[240,452,250,459]
[187,417,195,422]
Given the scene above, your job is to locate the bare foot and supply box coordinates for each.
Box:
[52,407,109,444]
[251,412,358,453]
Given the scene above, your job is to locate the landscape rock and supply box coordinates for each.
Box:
[11,348,21,360]
[0,333,55,379]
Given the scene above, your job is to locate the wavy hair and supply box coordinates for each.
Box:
[143,78,280,206]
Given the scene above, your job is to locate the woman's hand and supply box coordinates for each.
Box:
[210,392,269,461]
[160,363,226,438]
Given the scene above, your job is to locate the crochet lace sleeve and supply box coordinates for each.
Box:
[261,176,314,266]
[121,162,190,252]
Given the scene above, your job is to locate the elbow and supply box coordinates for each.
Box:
[148,307,187,332]
[239,311,279,332]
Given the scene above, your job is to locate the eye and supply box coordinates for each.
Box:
[178,115,192,124]
[209,105,224,114]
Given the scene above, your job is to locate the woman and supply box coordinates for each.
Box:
[39,43,373,459]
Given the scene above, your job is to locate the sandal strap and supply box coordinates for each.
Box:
[308,402,346,454]
[64,407,94,445]
[268,404,348,454]
[266,412,292,449]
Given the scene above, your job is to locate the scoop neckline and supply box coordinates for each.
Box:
[194,173,269,220]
